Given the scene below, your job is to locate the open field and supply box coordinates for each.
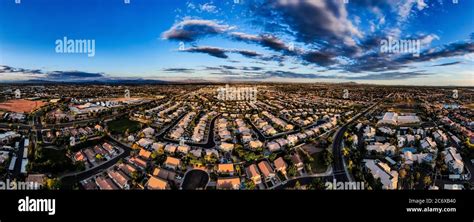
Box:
[0,99,47,113]
[107,118,141,134]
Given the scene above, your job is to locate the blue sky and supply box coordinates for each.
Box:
[0,0,473,85]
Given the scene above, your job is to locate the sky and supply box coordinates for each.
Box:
[0,0,473,85]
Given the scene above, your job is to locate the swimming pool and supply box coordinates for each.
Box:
[401,147,417,153]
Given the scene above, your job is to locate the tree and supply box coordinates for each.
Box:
[46,178,61,190]
[131,171,141,183]
[423,176,432,187]
[75,161,86,171]
[415,172,421,182]
[322,149,333,166]
[95,154,103,160]
[150,151,158,160]
[268,153,278,161]
[294,181,302,190]
[287,165,297,177]
[342,147,350,157]
[309,178,326,190]
[244,180,256,190]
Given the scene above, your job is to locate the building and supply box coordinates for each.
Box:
[152,142,165,152]
[266,141,281,152]
[152,167,176,182]
[246,164,262,185]
[257,160,275,181]
[217,163,235,175]
[164,144,177,153]
[378,112,398,125]
[433,130,448,146]
[442,147,464,174]
[74,151,86,162]
[366,142,396,154]
[287,135,298,146]
[397,115,421,125]
[401,151,433,165]
[129,157,147,169]
[364,159,398,190]
[216,177,241,190]
[138,148,152,160]
[363,126,376,141]
[291,154,304,171]
[142,127,155,138]
[95,176,119,190]
[378,112,420,125]
[102,143,116,155]
[25,174,45,189]
[164,156,181,170]
[420,137,437,152]
[219,142,234,152]
[137,138,153,148]
[275,138,289,148]
[0,131,20,144]
[190,148,202,158]
[273,157,287,175]
[146,176,169,190]
[107,169,130,189]
[118,163,137,177]
[177,144,190,154]
[249,140,263,149]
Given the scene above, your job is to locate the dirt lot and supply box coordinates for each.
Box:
[0,99,47,113]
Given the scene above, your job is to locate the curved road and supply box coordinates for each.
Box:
[331,94,391,183]
[60,135,131,188]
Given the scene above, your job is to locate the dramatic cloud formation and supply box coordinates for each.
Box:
[180,46,263,59]
[162,1,473,81]
[182,46,229,58]
[250,0,362,46]
[161,19,234,42]
[230,32,298,55]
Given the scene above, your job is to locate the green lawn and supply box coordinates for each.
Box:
[29,148,78,175]
[107,118,141,134]
[310,151,328,174]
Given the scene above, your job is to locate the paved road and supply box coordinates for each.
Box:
[331,94,391,183]
[60,135,131,188]
[11,137,25,178]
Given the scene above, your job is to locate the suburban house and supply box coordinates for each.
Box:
[164,156,181,170]
[246,164,262,185]
[146,176,169,190]
[217,163,235,175]
[257,160,276,181]
[217,177,241,190]
[273,157,288,175]
[291,154,304,171]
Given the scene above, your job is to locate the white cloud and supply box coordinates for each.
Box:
[199,3,218,13]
